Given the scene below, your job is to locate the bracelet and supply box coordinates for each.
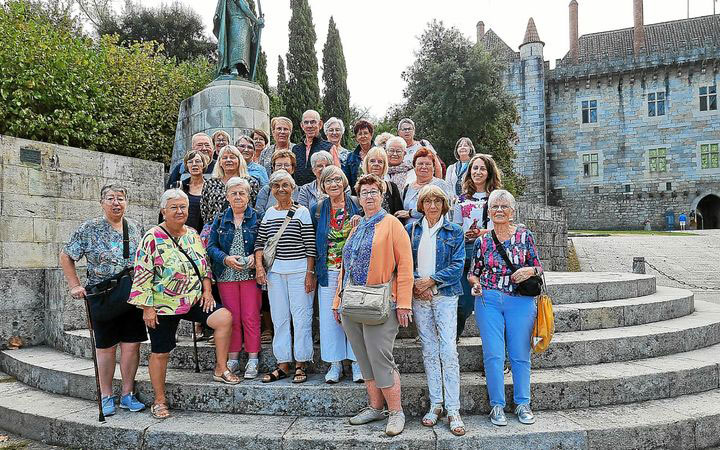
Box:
[307,270,316,274]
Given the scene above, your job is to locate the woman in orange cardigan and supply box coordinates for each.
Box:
[332,174,414,437]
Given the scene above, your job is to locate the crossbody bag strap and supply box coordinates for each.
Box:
[491,229,519,273]
[159,226,203,283]
[122,218,129,260]
[482,198,489,229]
[271,203,297,242]
[411,221,418,271]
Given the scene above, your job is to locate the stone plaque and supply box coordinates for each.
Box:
[19,147,41,165]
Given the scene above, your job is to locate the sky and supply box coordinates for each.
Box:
[120,0,718,117]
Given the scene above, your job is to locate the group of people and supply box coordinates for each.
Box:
[59,111,544,437]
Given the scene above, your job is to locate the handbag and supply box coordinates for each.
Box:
[262,203,297,270]
[491,230,543,297]
[341,274,394,326]
[86,219,134,322]
[532,281,555,353]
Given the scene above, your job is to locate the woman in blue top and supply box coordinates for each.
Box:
[236,135,269,187]
[311,165,363,383]
[445,137,476,197]
[405,184,466,436]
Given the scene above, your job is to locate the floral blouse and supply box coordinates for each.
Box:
[326,206,353,270]
[129,226,211,315]
[471,226,542,296]
[200,177,259,224]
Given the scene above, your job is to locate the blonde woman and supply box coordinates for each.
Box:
[201,145,260,225]
[361,147,402,214]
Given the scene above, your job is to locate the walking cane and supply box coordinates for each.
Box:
[82,296,105,422]
[192,322,200,373]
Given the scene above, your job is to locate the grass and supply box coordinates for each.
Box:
[570,230,697,237]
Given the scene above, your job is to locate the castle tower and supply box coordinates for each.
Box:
[515,18,548,204]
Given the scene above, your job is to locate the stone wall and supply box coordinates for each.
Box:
[516,202,567,271]
[0,135,164,268]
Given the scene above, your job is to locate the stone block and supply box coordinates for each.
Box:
[225,107,254,129]
[53,145,105,177]
[1,216,35,242]
[52,406,148,449]
[1,164,29,194]
[554,307,581,332]
[1,242,59,268]
[0,310,46,349]
[228,84,265,110]
[2,192,58,219]
[205,107,225,128]
[581,305,624,329]
[56,198,103,222]
[198,86,230,110]
[0,268,45,310]
[598,279,638,300]
[27,168,62,197]
[253,109,270,133]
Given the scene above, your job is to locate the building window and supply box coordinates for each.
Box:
[648,92,666,116]
[554,188,563,199]
[700,86,717,111]
[624,184,632,193]
[582,153,599,177]
[593,186,600,194]
[582,100,597,123]
[666,182,672,191]
[701,143,719,169]
[649,148,667,172]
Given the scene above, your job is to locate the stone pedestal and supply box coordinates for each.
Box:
[171,79,270,171]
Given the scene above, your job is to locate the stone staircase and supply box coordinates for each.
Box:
[2,272,720,449]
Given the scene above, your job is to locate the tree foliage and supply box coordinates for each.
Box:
[256,49,269,94]
[284,0,320,142]
[400,20,523,194]
[0,0,212,165]
[321,16,351,146]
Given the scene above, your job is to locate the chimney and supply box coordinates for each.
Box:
[477,21,485,43]
[569,0,579,63]
[633,0,646,56]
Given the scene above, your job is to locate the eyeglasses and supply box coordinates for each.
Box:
[274,163,293,170]
[166,205,188,212]
[323,177,344,186]
[368,158,384,165]
[195,143,212,149]
[422,198,444,206]
[359,190,381,198]
[271,182,293,189]
[415,162,433,168]
[399,127,413,133]
[327,128,342,134]
[237,144,254,150]
[302,119,318,125]
[489,205,512,212]
[103,197,126,204]
[387,149,404,155]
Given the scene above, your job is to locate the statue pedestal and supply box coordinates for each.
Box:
[171,79,270,170]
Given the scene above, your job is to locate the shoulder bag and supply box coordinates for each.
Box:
[532,281,555,353]
[491,229,543,297]
[262,203,297,271]
[86,219,134,322]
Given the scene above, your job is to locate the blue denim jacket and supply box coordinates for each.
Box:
[342,145,364,194]
[207,206,260,279]
[405,217,465,296]
[310,194,361,287]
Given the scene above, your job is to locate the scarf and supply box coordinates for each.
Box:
[342,209,387,286]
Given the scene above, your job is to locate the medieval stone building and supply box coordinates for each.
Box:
[479,0,720,230]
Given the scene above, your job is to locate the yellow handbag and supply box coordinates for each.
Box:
[531,276,554,353]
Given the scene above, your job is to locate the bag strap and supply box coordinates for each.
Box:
[482,199,489,229]
[491,229,519,273]
[271,203,297,242]
[159,226,203,283]
[315,198,325,221]
[410,221,419,271]
[122,218,129,260]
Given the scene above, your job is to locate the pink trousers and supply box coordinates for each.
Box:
[217,280,262,353]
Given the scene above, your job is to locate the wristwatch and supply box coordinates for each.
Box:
[533,267,539,276]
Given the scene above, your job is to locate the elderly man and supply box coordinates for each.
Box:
[397,118,443,178]
[291,110,337,187]
[166,133,217,188]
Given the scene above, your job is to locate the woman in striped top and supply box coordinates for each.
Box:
[254,170,317,384]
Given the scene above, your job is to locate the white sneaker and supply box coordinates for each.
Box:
[351,361,364,383]
[227,359,240,375]
[325,362,343,384]
[244,359,259,379]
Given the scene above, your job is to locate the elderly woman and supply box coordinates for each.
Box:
[397,118,442,177]
[467,189,543,427]
[297,150,334,211]
[258,117,295,175]
[343,120,374,193]
[130,189,238,420]
[251,129,269,163]
[254,170,317,384]
[236,135,269,186]
[165,150,209,233]
[324,116,350,164]
[453,153,502,339]
[310,166,362,383]
[405,185,466,435]
[396,148,453,225]
[201,145,260,226]
[207,178,262,379]
[212,130,231,156]
[255,150,300,215]
[361,147,403,214]
[167,133,216,188]
[60,184,147,416]
[333,174,414,437]
[386,136,413,189]
[445,138,476,197]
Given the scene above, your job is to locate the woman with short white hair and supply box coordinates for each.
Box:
[297,150,334,211]
[324,117,349,164]
[254,170,317,384]
[386,136,413,189]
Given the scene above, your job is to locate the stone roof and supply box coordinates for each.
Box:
[521,18,544,46]
[478,29,519,61]
[562,14,720,65]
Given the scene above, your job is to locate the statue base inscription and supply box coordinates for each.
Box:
[170,79,270,171]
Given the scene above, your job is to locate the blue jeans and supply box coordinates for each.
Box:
[475,289,536,407]
[413,295,460,411]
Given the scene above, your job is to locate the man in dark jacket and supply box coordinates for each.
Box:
[166,133,217,188]
[291,110,335,187]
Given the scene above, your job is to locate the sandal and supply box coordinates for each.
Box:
[421,404,445,427]
[150,403,170,419]
[213,370,241,385]
[292,366,308,384]
[262,367,288,383]
[448,412,466,436]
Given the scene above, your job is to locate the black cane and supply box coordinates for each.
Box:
[83,296,105,422]
[192,322,200,373]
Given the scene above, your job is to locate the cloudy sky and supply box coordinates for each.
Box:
[120,0,718,117]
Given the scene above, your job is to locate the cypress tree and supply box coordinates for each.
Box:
[321,16,350,145]
[277,55,287,98]
[284,0,320,142]
[256,49,269,93]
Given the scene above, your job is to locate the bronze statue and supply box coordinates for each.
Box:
[213,0,264,80]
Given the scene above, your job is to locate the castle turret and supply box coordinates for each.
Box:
[519,18,545,59]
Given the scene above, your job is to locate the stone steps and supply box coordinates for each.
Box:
[542,272,655,304]
[1,372,718,450]
[3,339,720,417]
[56,300,720,373]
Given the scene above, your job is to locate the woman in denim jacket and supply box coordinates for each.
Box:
[405,184,466,436]
[311,165,364,383]
[207,177,262,379]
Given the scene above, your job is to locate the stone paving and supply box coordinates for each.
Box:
[571,229,720,305]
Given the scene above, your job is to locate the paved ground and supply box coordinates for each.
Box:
[0,430,61,449]
[572,229,720,305]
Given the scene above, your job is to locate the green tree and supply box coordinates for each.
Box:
[321,16,350,146]
[284,0,320,142]
[277,55,287,98]
[400,20,522,194]
[256,49,269,94]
